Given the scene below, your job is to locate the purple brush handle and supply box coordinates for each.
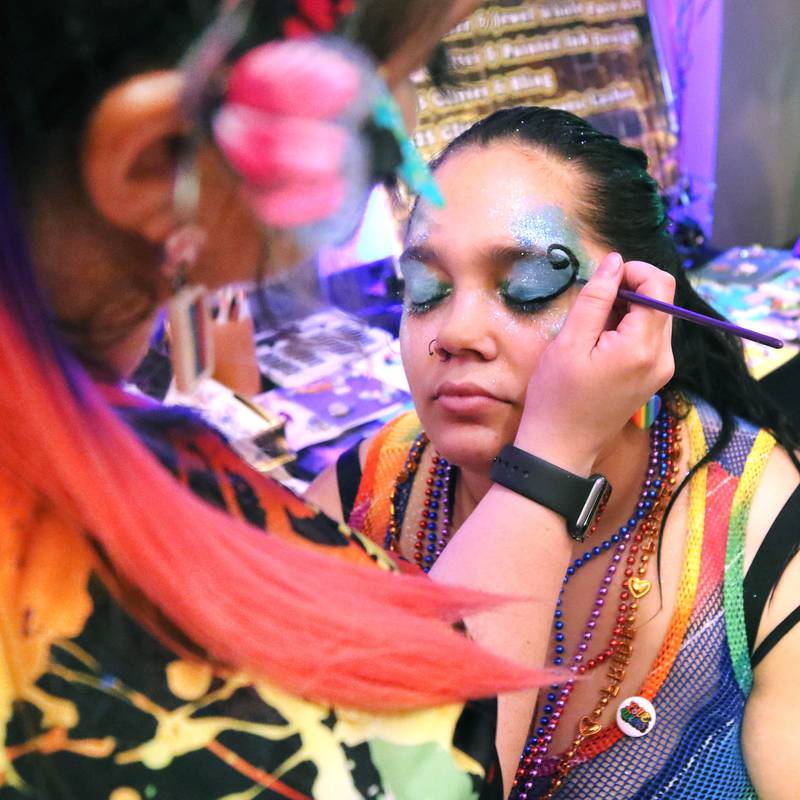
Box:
[616,287,784,349]
[574,277,784,348]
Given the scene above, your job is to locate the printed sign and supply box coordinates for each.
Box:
[412,0,676,189]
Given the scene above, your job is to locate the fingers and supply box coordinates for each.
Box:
[621,260,676,303]
[557,253,675,386]
[557,252,624,349]
[615,260,675,345]
[611,260,675,387]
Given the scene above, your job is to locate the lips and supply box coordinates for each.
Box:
[433,381,507,415]
[435,381,501,401]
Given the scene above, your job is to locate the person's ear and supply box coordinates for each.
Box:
[81,71,188,244]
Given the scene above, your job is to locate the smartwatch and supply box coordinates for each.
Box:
[490,444,611,541]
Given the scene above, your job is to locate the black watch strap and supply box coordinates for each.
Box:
[490,444,611,541]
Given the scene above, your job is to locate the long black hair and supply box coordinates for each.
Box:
[431,105,799,459]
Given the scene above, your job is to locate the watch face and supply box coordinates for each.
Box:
[570,475,611,541]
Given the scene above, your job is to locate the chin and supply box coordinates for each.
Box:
[426,420,507,471]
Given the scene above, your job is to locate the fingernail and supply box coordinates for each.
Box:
[599,252,623,276]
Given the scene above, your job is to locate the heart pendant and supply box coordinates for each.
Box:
[628,577,651,599]
[579,716,602,737]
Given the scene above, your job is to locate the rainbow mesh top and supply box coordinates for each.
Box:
[354,399,775,799]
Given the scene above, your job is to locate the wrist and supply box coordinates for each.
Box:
[512,428,597,477]
[491,444,611,542]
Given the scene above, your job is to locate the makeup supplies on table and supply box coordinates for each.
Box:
[253,372,411,452]
[254,308,393,388]
[211,287,262,396]
[688,245,800,377]
[165,376,293,473]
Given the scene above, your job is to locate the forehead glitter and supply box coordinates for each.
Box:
[405,200,436,248]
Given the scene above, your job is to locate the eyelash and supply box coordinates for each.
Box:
[502,297,548,316]
[498,283,549,316]
[404,285,452,315]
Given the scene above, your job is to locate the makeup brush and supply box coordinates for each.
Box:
[576,278,784,349]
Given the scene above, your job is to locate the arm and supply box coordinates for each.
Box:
[305,438,370,524]
[743,617,800,800]
[305,459,346,524]
[742,448,800,799]
[430,254,676,790]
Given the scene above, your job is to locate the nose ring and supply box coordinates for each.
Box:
[428,338,451,362]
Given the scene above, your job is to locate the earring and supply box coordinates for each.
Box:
[164,224,214,394]
[631,394,662,429]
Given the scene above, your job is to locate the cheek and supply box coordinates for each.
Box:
[399,316,434,398]
[489,303,568,347]
[534,305,569,339]
[524,290,577,341]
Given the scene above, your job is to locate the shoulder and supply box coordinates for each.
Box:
[306,410,422,527]
[744,444,800,573]
[728,417,800,795]
[742,461,800,798]
[747,442,800,640]
[306,437,371,523]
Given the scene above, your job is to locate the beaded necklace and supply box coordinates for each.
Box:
[386,403,680,798]
[385,432,454,571]
[513,407,679,799]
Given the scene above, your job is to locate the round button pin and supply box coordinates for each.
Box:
[616,696,656,738]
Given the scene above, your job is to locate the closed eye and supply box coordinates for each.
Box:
[398,254,452,314]
[499,243,580,312]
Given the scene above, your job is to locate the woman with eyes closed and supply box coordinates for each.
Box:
[307,106,800,800]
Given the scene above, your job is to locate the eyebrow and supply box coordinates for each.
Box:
[482,245,549,266]
[398,244,556,277]
[399,244,440,266]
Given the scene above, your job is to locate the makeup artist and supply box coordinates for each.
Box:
[309,106,800,800]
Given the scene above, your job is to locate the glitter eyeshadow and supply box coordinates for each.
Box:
[399,257,447,307]
[503,248,575,304]
[510,205,596,280]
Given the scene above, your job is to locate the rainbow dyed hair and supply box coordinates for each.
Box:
[0,166,548,709]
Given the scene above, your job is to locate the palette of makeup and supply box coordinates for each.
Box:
[254,309,393,388]
[252,372,411,452]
